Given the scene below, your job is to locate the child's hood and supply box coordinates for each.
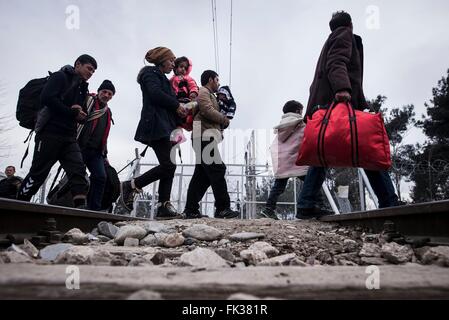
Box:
[273,113,304,130]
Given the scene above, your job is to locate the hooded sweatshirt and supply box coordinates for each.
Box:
[271,113,309,179]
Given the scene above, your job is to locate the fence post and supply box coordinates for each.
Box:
[358,169,366,211]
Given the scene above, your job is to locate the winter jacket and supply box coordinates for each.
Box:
[217,86,237,119]
[306,26,368,119]
[77,94,112,156]
[38,65,89,140]
[0,176,23,199]
[169,63,199,101]
[192,86,228,141]
[134,66,180,146]
[271,113,309,179]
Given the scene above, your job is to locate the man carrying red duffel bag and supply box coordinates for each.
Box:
[296,11,399,219]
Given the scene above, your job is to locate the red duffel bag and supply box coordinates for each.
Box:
[296,102,391,171]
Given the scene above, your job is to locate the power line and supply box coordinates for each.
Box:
[211,0,220,73]
[229,0,233,86]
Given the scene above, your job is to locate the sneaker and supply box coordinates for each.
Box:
[156,202,183,220]
[258,207,280,220]
[215,208,240,219]
[119,181,136,212]
[182,209,205,219]
[296,207,335,220]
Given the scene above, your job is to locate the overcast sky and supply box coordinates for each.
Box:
[1,0,449,184]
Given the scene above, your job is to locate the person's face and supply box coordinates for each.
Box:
[217,93,227,102]
[209,76,220,93]
[98,89,114,104]
[176,61,189,76]
[160,57,176,74]
[75,62,96,81]
[5,167,15,178]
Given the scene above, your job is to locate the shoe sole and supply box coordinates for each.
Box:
[259,212,280,220]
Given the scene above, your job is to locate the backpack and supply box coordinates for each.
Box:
[16,73,51,130]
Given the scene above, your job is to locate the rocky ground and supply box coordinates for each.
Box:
[1,218,449,269]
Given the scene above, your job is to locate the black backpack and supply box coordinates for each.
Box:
[16,73,51,130]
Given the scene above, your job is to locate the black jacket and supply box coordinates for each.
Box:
[134,66,180,145]
[38,65,89,140]
[306,27,368,119]
[0,176,23,199]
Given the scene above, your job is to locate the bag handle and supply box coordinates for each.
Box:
[316,101,360,168]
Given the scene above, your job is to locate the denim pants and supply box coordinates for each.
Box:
[83,148,107,211]
[298,167,399,209]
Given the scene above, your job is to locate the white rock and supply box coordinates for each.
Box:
[421,246,449,267]
[182,224,223,241]
[229,232,265,241]
[140,234,158,246]
[23,239,39,258]
[381,243,414,264]
[88,250,114,266]
[7,244,30,257]
[0,251,33,264]
[64,228,89,245]
[40,243,74,262]
[114,225,147,245]
[97,222,119,238]
[359,243,382,257]
[54,246,113,265]
[248,242,279,258]
[258,253,297,266]
[124,238,140,247]
[143,221,176,234]
[162,233,185,248]
[179,248,229,268]
[218,239,231,246]
[240,249,268,265]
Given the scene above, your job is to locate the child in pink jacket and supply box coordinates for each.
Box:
[170,56,199,102]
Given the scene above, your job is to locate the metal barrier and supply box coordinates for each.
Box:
[122,157,380,219]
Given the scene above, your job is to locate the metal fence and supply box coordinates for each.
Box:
[119,155,379,219]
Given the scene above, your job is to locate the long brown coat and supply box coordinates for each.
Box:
[306,26,368,119]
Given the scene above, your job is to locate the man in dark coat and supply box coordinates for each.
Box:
[0,166,23,199]
[78,80,115,211]
[120,47,186,219]
[17,54,96,208]
[297,11,399,219]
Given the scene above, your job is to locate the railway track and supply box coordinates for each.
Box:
[0,198,148,247]
[1,198,448,248]
[321,200,449,246]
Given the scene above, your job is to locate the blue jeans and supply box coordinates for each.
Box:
[82,149,107,211]
[298,167,399,209]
